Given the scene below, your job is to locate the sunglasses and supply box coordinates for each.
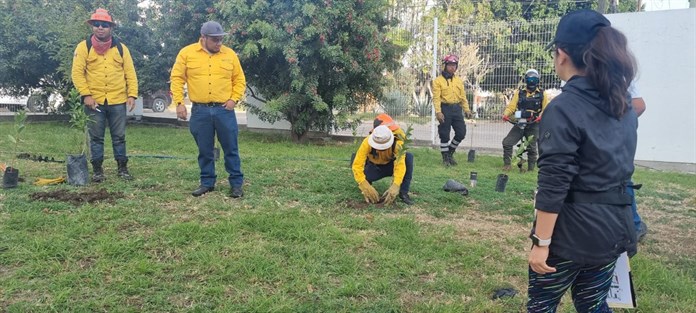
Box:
[92,21,111,28]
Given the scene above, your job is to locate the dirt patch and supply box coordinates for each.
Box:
[30,188,123,205]
[344,199,391,210]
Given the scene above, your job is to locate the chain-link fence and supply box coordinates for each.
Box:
[335,14,560,153]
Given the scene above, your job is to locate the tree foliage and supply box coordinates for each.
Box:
[217,0,403,141]
[0,0,167,99]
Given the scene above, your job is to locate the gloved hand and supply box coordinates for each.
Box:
[436,112,445,124]
[358,180,380,204]
[465,111,473,119]
[502,115,510,122]
[533,116,541,123]
[382,183,400,205]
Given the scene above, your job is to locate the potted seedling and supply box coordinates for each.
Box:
[2,109,27,189]
[66,89,91,186]
[496,135,534,192]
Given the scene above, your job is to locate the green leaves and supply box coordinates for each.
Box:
[222,0,401,141]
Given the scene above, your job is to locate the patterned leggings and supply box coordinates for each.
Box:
[527,254,617,313]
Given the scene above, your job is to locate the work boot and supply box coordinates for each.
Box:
[441,152,451,167]
[230,185,244,198]
[502,164,511,172]
[528,162,536,172]
[91,160,105,183]
[399,193,414,205]
[636,221,648,242]
[117,159,133,180]
[448,148,458,166]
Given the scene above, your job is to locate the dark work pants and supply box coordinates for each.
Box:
[502,122,539,166]
[364,152,413,195]
[438,104,467,152]
[189,104,244,188]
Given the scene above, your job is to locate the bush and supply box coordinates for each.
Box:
[380,90,410,117]
[410,98,431,117]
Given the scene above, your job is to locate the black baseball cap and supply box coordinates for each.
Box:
[546,9,611,50]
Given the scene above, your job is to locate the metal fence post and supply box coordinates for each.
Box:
[431,17,438,145]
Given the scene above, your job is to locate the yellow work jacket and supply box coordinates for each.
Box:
[71,38,138,104]
[433,75,470,114]
[503,87,550,117]
[170,42,246,105]
[352,136,406,186]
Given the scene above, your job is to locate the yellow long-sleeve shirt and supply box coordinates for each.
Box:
[433,75,470,114]
[170,42,246,105]
[71,39,138,104]
[352,136,406,186]
[503,87,550,117]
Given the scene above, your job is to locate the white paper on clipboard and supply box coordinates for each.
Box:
[607,252,637,308]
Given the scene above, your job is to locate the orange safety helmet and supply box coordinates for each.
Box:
[373,113,400,131]
[87,8,114,25]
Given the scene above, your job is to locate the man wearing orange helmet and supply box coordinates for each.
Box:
[71,8,138,182]
[433,54,473,166]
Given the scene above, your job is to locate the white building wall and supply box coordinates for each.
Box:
[607,9,696,164]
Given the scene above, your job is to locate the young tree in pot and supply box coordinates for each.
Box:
[2,109,27,189]
[66,89,91,186]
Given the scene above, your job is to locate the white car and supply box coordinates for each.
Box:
[0,92,63,112]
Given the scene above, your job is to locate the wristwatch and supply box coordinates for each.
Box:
[530,233,551,247]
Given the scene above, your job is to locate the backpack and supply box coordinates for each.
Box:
[85,34,123,57]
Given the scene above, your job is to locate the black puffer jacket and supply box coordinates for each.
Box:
[535,75,638,265]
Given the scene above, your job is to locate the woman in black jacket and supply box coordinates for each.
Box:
[527,9,638,313]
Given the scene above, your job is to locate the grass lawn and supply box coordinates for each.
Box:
[1,122,694,312]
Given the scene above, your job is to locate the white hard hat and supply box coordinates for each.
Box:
[368,125,394,150]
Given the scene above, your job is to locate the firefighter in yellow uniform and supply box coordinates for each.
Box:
[433,54,473,166]
[501,69,550,172]
[352,125,414,205]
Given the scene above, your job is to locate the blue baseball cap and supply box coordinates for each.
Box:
[546,9,611,50]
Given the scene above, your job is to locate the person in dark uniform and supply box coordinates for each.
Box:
[527,10,638,312]
[432,54,473,166]
[501,69,550,172]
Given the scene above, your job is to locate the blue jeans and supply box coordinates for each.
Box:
[627,180,641,231]
[364,152,413,195]
[86,103,127,162]
[189,104,243,188]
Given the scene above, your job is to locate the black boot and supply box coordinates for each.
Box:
[117,159,133,180]
[528,161,536,172]
[441,152,451,167]
[91,159,105,183]
[399,193,414,205]
[448,147,458,166]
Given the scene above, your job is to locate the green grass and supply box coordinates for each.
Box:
[1,122,695,312]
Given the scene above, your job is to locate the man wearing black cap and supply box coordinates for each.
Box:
[170,21,247,198]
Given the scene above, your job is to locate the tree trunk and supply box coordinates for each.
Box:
[291,130,309,143]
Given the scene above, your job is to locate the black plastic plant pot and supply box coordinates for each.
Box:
[66,154,89,186]
[213,147,221,161]
[2,167,19,189]
[467,149,476,162]
[495,174,509,192]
